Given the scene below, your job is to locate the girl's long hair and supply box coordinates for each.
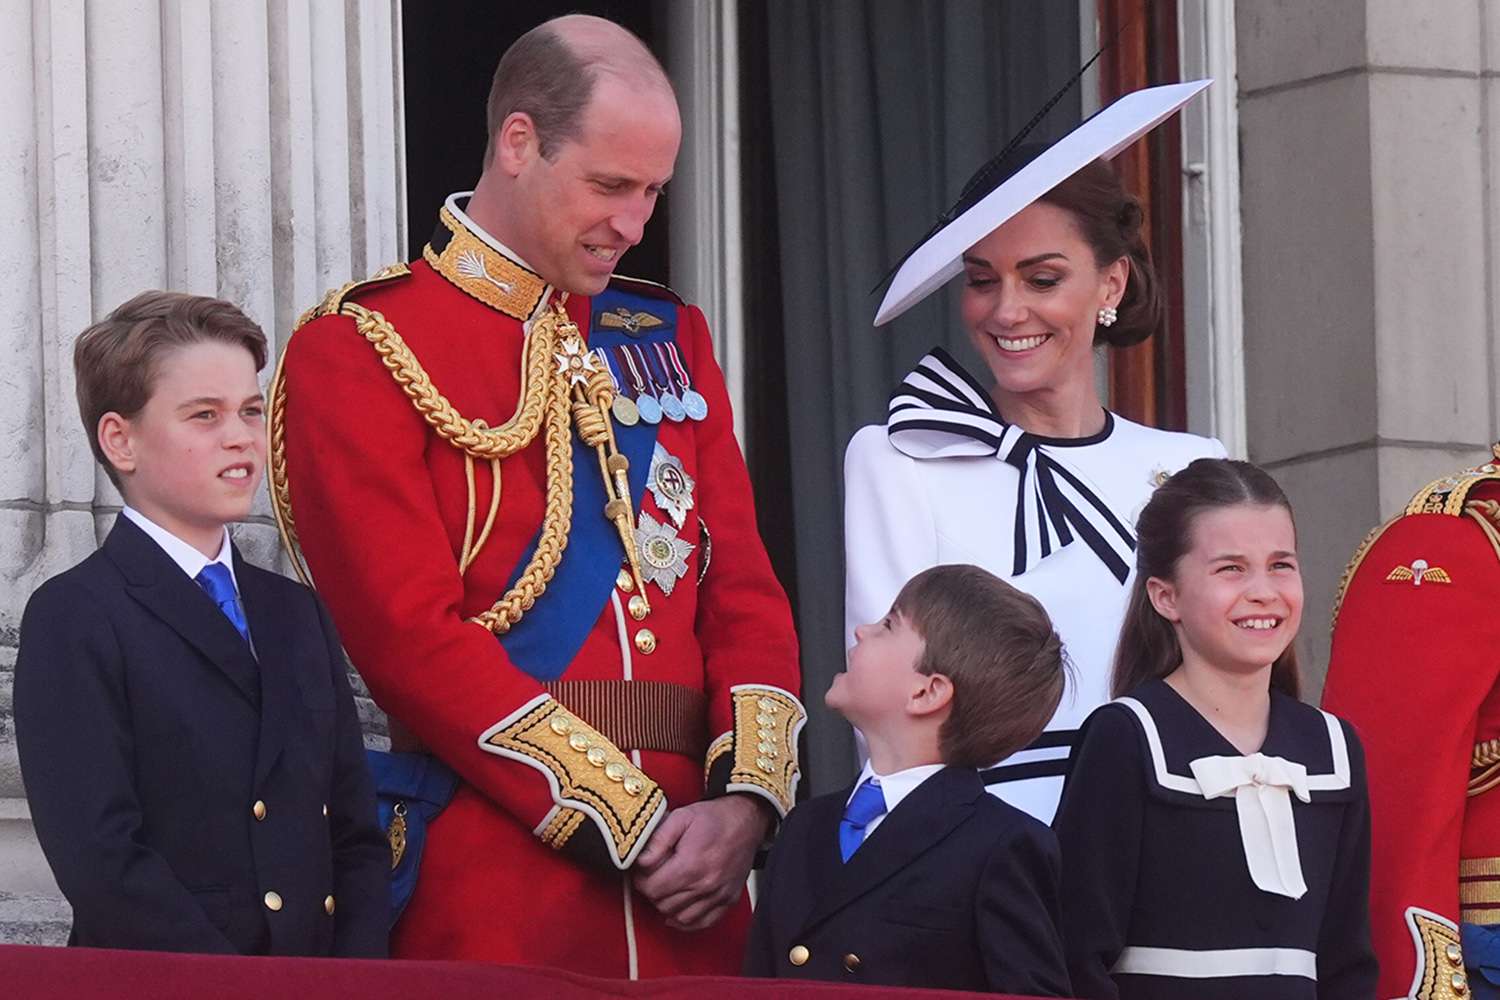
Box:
[1110,458,1302,699]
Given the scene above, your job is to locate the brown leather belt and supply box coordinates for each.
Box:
[388,679,707,759]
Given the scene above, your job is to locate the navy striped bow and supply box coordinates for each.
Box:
[886,347,1136,583]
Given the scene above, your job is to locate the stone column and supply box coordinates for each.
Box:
[1237,0,1500,696]
[0,0,404,942]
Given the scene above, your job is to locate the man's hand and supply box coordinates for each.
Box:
[632,794,772,932]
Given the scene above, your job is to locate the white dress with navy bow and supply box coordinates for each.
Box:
[843,348,1226,823]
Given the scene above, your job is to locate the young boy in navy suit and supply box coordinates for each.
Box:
[14,291,387,956]
[745,564,1072,995]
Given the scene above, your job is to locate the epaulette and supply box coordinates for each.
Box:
[1404,444,1500,517]
[293,262,412,331]
[607,273,684,306]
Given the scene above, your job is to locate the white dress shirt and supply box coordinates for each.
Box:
[847,761,946,840]
[121,506,238,592]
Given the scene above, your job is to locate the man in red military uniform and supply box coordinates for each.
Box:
[268,15,804,977]
[1323,445,1500,999]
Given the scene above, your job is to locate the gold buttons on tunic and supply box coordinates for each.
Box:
[628,595,649,621]
[568,731,590,751]
[788,945,810,966]
[263,891,283,912]
[1453,971,1469,995]
[324,895,336,915]
[1447,942,1464,965]
[842,953,861,973]
[252,800,267,821]
[623,777,645,796]
[551,715,573,735]
[634,628,657,654]
[616,569,634,592]
[586,746,608,767]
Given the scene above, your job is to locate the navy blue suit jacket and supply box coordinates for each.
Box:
[14,516,387,956]
[744,765,1071,995]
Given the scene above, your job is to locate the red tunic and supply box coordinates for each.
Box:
[1322,454,1500,999]
[275,204,803,977]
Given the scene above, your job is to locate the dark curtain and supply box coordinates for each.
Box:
[754,1,1082,794]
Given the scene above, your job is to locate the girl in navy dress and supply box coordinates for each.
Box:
[1053,458,1377,999]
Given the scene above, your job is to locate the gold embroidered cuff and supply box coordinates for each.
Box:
[479,696,665,869]
[537,806,588,850]
[1404,906,1467,999]
[704,731,733,788]
[708,685,806,818]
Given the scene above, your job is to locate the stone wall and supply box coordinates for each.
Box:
[0,0,404,943]
[1237,0,1500,697]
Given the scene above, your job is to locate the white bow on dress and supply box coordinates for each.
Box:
[1189,752,1311,899]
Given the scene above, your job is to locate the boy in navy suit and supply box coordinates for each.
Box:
[14,291,387,956]
[745,564,1071,995]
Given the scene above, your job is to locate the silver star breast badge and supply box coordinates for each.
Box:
[648,443,696,528]
[634,511,695,596]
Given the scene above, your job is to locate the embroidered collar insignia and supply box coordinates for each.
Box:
[424,203,548,321]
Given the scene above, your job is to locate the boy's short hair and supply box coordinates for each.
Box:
[74,291,268,488]
[892,564,1068,769]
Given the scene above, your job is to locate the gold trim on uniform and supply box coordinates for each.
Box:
[424,205,547,320]
[539,806,589,850]
[704,731,733,788]
[1329,517,1396,633]
[1460,881,1500,906]
[293,262,412,331]
[725,685,806,818]
[1461,856,1500,878]
[478,696,665,869]
[1405,450,1500,518]
[1333,446,1500,634]
[272,263,414,588]
[1405,907,1466,1000]
[1470,744,1500,797]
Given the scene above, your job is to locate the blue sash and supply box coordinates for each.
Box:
[495,289,681,680]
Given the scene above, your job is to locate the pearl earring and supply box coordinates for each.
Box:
[1097,305,1118,327]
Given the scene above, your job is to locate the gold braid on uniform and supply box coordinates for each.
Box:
[270,272,649,636]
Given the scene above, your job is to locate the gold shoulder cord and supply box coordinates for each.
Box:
[270,288,650,634]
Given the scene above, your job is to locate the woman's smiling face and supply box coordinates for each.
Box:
[958,200,1127,400]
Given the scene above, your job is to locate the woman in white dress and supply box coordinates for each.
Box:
[845,82,1223,824]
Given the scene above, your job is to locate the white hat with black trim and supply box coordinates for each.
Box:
[873,79,1212,327]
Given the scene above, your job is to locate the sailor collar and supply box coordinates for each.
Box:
[424,192,552,321]
[887,346,1134,582]
[1116,680,1352,798]
[1112,680,1353,899]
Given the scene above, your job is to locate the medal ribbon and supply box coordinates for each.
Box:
[619,344,650,397]
[664,343,693,391]
[593,348,622,392]
[636,344,669,394]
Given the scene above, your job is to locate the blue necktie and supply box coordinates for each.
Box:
[195,563,250,645]
[839,778,887,862]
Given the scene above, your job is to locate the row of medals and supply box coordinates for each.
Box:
[590,343,708,427]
